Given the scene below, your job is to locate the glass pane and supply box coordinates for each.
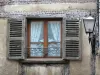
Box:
[31,22,44,42]
[48,21,61,42]
[48,43,60,56]
[30,44,43,56]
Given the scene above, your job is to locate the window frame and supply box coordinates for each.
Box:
[27,18,63,58]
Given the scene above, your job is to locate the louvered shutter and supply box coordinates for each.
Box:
[7,19,25,59]
[62,19,82,60]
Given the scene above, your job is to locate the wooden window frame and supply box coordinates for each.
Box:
[27,18,62,58]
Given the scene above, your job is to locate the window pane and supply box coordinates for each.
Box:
[48,43,60,56]
[31,22,44,42]
[48,21,61,42]
[30,44,43,56]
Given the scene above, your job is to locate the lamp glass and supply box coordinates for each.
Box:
[83,16,95,33]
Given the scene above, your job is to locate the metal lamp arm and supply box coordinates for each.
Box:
[90,34,96,55]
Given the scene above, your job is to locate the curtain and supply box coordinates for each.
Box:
[30,22,43,56]
[48,21,61,56]
[48,21,61,42]
[31,22,43,42]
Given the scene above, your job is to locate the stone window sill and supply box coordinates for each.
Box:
[21,58,69,64]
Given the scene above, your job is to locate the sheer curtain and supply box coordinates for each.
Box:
[31,22,43,42]
[48,21,61,56]
[48,21,61,42]
[30,22,43,56]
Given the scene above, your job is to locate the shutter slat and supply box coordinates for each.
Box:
[8,19,25,60]
[63,19,82,60]
[10,20,22,37]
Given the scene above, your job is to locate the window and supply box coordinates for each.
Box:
[8,18,82,60]
[27,19,62,58]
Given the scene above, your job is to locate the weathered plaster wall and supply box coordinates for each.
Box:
[96,49,100,75]
[0,18,94,75]
[1,0,96,5]
[0,2,96,19]
[70,21,91,75]
[22,64,69,75]
[96,56,100,75]
[0,19,20,75]
[0,1,97,75]
[96,0,100,75]
[4,3,96,12]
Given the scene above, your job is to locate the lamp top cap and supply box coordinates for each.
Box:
[84,16,94,20]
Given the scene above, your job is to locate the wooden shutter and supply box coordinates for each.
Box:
[62,19,82,60]
[7,19,25,59]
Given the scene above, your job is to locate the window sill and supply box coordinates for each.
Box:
[21,58,69,64]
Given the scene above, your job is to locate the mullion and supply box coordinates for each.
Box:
[30,42,43,44]
[43,21,48,57]
[48,42,61,44]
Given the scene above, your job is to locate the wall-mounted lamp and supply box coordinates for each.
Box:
[83,16,95,33]
[83,14,96,55]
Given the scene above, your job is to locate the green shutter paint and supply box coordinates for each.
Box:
[8,19,25,59]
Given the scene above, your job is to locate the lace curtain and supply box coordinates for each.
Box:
[30,22,44,56]
[48,21,61,56]
[30,21,61,57]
